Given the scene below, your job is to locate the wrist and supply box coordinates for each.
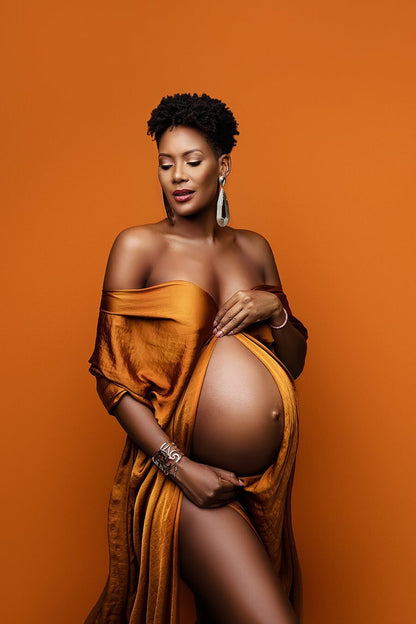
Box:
[269,307,288,329]
[172,455,192,486]
[151,440,185,479]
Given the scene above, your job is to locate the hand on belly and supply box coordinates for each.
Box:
[191,336,285,476]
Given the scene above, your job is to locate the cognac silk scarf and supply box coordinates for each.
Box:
[85,281,308,624]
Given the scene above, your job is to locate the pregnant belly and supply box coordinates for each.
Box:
[190,335,285,476]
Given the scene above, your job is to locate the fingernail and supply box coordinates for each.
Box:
[216,330,223,337]
[238,479,244,485]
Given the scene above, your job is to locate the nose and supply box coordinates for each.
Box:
[172,162,188,183]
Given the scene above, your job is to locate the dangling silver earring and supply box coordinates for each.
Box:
[216,175,230,227]
[162,190,175,226]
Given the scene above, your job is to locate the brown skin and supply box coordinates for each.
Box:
[102,124,307,508]
[102,125,304,622]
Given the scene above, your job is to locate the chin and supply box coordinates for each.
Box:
[174,202,205,218]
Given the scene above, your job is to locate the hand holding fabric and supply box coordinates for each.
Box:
[174,456,244,508]
[212,289,283,336]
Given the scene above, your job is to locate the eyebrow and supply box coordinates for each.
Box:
[158,149,204,158]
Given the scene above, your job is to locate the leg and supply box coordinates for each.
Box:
[178,496,299,624]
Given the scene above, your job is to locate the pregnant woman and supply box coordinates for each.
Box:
[85,93,308,624]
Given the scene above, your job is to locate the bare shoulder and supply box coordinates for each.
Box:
[102,223,166,290]
[233,227,281,285]
[234,227,275,261]
[110,223,165,254]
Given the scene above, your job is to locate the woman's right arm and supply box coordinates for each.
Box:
[100,227,244,507]
[111,394,243,508]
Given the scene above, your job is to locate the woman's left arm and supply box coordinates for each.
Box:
[259,236,307,379]
[268,303,307,379]
[213,232,307,379]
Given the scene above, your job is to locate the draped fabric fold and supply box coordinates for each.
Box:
[251,283,308,344]
[85,281,307,623]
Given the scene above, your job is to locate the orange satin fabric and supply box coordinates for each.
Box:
[85,280,307,623]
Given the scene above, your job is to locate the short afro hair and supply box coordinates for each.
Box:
[146,92,239,158]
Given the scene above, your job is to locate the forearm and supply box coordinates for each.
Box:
[110,391,243,508]
[111,393,174,458]
[269,310,307,379]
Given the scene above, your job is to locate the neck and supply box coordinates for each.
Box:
[168,204,224,244]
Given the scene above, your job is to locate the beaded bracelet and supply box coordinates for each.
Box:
[152,441,184,478]
[268,307,288,330]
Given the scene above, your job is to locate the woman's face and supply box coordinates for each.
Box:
[157,125,229,220]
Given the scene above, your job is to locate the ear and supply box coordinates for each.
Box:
[218,154,231,178]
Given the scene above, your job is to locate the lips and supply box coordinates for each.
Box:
[172,189,195,203]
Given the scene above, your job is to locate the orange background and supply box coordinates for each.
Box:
[1,1,415,622]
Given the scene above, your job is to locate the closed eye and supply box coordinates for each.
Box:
[159,161,201,170]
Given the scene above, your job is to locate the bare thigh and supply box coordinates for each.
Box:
[178,495,299,624]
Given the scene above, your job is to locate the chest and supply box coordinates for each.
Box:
[147,240,263,306]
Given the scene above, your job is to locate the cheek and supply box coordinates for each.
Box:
[198,169,218,192]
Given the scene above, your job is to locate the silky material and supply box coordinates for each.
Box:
[85,280,308,624]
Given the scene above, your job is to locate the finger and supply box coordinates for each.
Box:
[217,480,242,493]
[214,305,247,335]
[213,300,243,330]
[213,290,251,327]
[227,318,251,335]
[212,299,236,327]
[216,468,239,480]
[217,471,244,486]
[214,294,259,334]
[219,311,250,336]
